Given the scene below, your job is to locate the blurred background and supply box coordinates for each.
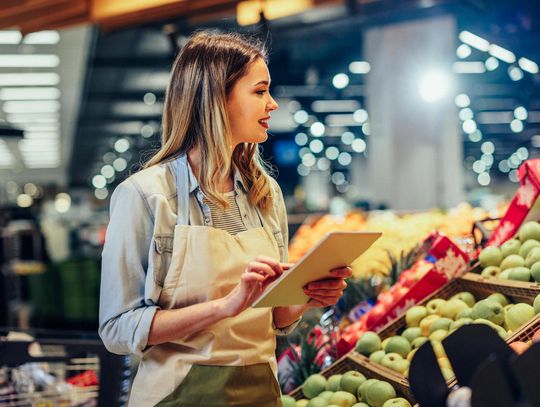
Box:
[0,0,538,404]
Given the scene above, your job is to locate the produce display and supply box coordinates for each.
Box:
[289,203,499,278]
[353,291,540,379]
[478,221,540,282]
[282,370,411,407]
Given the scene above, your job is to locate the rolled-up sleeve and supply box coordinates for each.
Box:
[98,179,159,356]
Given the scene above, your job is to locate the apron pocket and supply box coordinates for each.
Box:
[155,363,281,407]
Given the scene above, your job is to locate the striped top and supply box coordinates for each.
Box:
[204,191,248,235]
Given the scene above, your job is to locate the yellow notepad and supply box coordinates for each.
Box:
[252,231,382,308]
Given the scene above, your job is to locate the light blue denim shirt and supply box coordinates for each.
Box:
[99,154,298,356]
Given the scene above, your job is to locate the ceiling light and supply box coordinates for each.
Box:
[348,61,370,74]
[55,193,71,213]
[477,172,490,186]
[456,44,472,59]
[468,130,482,142]
[472,160,486,173]
[17,194,33,208]
[498,160,510,173]
[351,138,366,153]
[0,87,60,100]
[0,73,60,86]
[459,31,490,52]
[353,109,368,123]
[462,120,477,134]
[489,44,516,63]
[455,94,470,107]
[295,132,308,146]
[297,164,309,176]
[3,100,60,114]
[311,100,360,112]
[317,157,330,171]
[510,119,523,133]
[509,170,519,182]
[6,115,59,124]
[332,73,349,89]
[114,138,130,153]
[341,132,355,145]
[101,164,115,178]
[419,70,452,101]
[452,62,486,74]
[518,57,539,74]
[459,108,474,121]
[113,157,127,171]
[310,122,325,137]
[508,66,524,81]
[517,147,529,160]
[23,31,60,45]
[0,30,22,44]
[514,106,528,121]
[293,110,309,124]
[485,57,499,71]
[92,175,107,189]
[325,146,339,160]
[0,55,59,68]
[95,188,109,200]
[302,152,316,167]
[338,152,352,166]
[481,141,495,154]
[143,92,156,105]
[309,139,324,153]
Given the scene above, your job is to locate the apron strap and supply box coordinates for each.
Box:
[172,154,191,226]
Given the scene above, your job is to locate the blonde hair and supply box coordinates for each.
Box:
[143,30,275,213]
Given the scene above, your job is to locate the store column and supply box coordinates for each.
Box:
[364,15,464,210]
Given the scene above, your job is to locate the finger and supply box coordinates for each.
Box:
[330,266,353,278]
[305,278,347,291]
[242,272,265,284]
[280,262,294,271]
[247,261,276,277]
[303,288,343,299]
[256,255,283,276]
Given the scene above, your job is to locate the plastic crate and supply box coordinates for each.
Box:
[468,261,540,288]
[507,313,540,344]
[288,353,415,404]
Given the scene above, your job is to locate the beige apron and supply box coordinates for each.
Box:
[128,155,282,407]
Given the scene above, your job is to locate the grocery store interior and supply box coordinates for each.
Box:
[1,0,540,406]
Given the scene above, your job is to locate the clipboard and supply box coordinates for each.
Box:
[252,231,381,308]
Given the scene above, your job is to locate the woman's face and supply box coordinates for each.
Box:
[227,58,278,148]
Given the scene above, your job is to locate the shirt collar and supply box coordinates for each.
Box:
[183,155,248,194]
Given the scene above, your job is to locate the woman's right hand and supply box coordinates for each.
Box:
[222,256,284,317]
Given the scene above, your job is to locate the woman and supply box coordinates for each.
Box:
[99,30,352,406]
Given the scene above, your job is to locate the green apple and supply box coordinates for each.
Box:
[508,267,531,282]
[355,332,381,356]
[304,374,327,398]
[456,308,472,319]
[297,399,309,407]
[326,375,343,391]
[384,336,412,358]
[499,269,511,279]
[429,317,453,334]
[519,221,540,242]
[526,247,540,268]
[319,391,334,401]
[381,353,404,370]
[357,379,379,402]
[391,358,410,375]
[531,262,540,282]
[307,396,330,407]
[426,299,446,316]
[471,299,504,325]
[381,337,392,351]
[451,291,476,307]
[401,327,422,343]
[382,397,412,407]
[365,380,397,407]
[281,395,296,407]
[352,403,370,407]
[519,239,540,258]
[411,336,429,349]
[370,350,386,364]
[429,329,448,342]
[450,318,473,332]
[500,254,525,271]
[405,306,427,327]
[340,371,366,395]
[481,266,501,278]
[487,293,510,307]
[479,246,503,267]
[501,239,521,257]
[534,294,540,314]
[420,314,441,336]
[441,299,469,320]
[328,391,357,407]
[505,303,535,331]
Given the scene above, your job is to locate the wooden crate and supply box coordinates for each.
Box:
[468,261,540,287]
[288,353,415,404]
[376,272,540,340]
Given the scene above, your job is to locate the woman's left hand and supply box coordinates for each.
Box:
[302,266,353,308]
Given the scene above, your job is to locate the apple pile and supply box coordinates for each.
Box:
[282,370,412,407]
[354,291,540,379]
[478,221,540,282]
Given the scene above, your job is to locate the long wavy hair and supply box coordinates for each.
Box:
[143,30,275,213]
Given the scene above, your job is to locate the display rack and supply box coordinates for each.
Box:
[0,330,130,406]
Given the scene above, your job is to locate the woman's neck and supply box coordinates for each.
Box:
[187,147,234,193]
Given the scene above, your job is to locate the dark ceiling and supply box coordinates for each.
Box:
[69,0,540,195]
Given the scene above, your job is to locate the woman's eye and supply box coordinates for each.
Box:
[256,90,266,95]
